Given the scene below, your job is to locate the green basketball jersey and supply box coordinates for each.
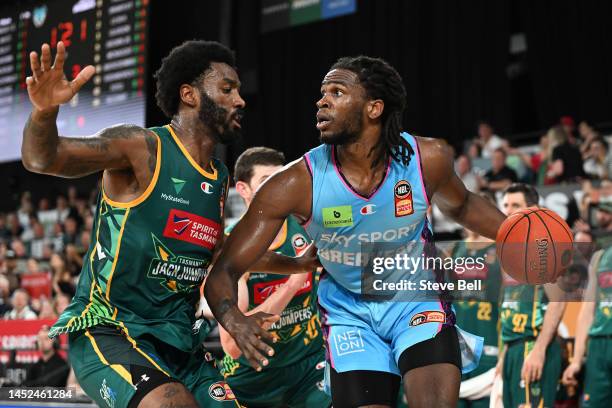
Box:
[452,241,501,349]
[50,125,230,352]
[222,216,323,377]
[590,247,612,336]
[500,274,548,343]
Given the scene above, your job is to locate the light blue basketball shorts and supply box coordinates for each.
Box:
[317,273,483,378]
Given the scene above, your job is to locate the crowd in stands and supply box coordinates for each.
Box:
[0,186,96,323]
[459,117,611,194]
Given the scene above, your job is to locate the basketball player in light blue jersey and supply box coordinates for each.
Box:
[206,56,507,408]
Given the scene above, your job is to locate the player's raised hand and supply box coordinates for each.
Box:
[221,307,278,371]
[25,41,95,111]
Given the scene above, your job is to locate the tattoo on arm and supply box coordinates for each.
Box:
[57,125,153,177]
[144,132,157,173]
[22,113,60,171]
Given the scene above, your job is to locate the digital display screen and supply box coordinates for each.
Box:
[0,0,149,163]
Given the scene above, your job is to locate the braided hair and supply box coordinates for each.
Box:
[331,56,413,168]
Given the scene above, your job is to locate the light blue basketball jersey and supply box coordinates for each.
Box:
[304,132,430,294]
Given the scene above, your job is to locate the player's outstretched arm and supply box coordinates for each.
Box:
[22,42,153,178]
[205,159,312,370]
[418,137,506,240]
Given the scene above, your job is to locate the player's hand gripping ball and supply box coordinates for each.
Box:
[496,207,573,284]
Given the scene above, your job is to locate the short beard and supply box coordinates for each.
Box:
[320,130,359,145]
[319,109,363,145]
[198,93,241,144]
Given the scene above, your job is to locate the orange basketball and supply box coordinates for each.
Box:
[496,207,574,284]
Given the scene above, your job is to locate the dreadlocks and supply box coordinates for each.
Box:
[331,56,413,168]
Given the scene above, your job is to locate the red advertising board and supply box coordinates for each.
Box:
[0,319,66,364]
[20,273,52,300]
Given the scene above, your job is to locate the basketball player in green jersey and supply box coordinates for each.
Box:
[22,40,315,408]
[562,242,612,408]
[498,184,566,408]
[452,192,503,408]
[218,147,331,407]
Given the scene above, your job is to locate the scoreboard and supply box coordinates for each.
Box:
[0,0,149,163]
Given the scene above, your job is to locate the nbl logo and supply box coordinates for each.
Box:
[207,382,236,402]
[394,180,411,198]
[394,180,414,217]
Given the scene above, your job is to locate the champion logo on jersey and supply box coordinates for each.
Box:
[360,204,376,215]
[201,182,214,194]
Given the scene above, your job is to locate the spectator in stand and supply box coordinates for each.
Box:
[0,214,11,243]
[574,230,596,267]
[583,138,610,180]
[4,289,37,320]
[592,201,612,233]
[83,212,94,234]
[20,214,39,244]
[64,244,83,276]
[1,249,20,291]
[505,134,555,185]
[67,185,78,208]
[481,148,518,192]
[16,192,33,236]
[50,253,75,297]
[578,121,600,159]
[10,239,27,260]
[455,154,480,192]
[23,325,69,387]
[37,197,56,237]
[50,195,70,226]
[0,275,11,315]
[25,258,41,274]
[41,244,53,260]
[6,213,23,239]
[53,292,71,315]
[37,298,58,320]
[62,216,79,247]
[473,120,508,158]
[560,116,578,145]
[467,142,482,161]
[50,222,64,253]
[78,230,90,253]
[29,220,48,260]
[547,125,584,183]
